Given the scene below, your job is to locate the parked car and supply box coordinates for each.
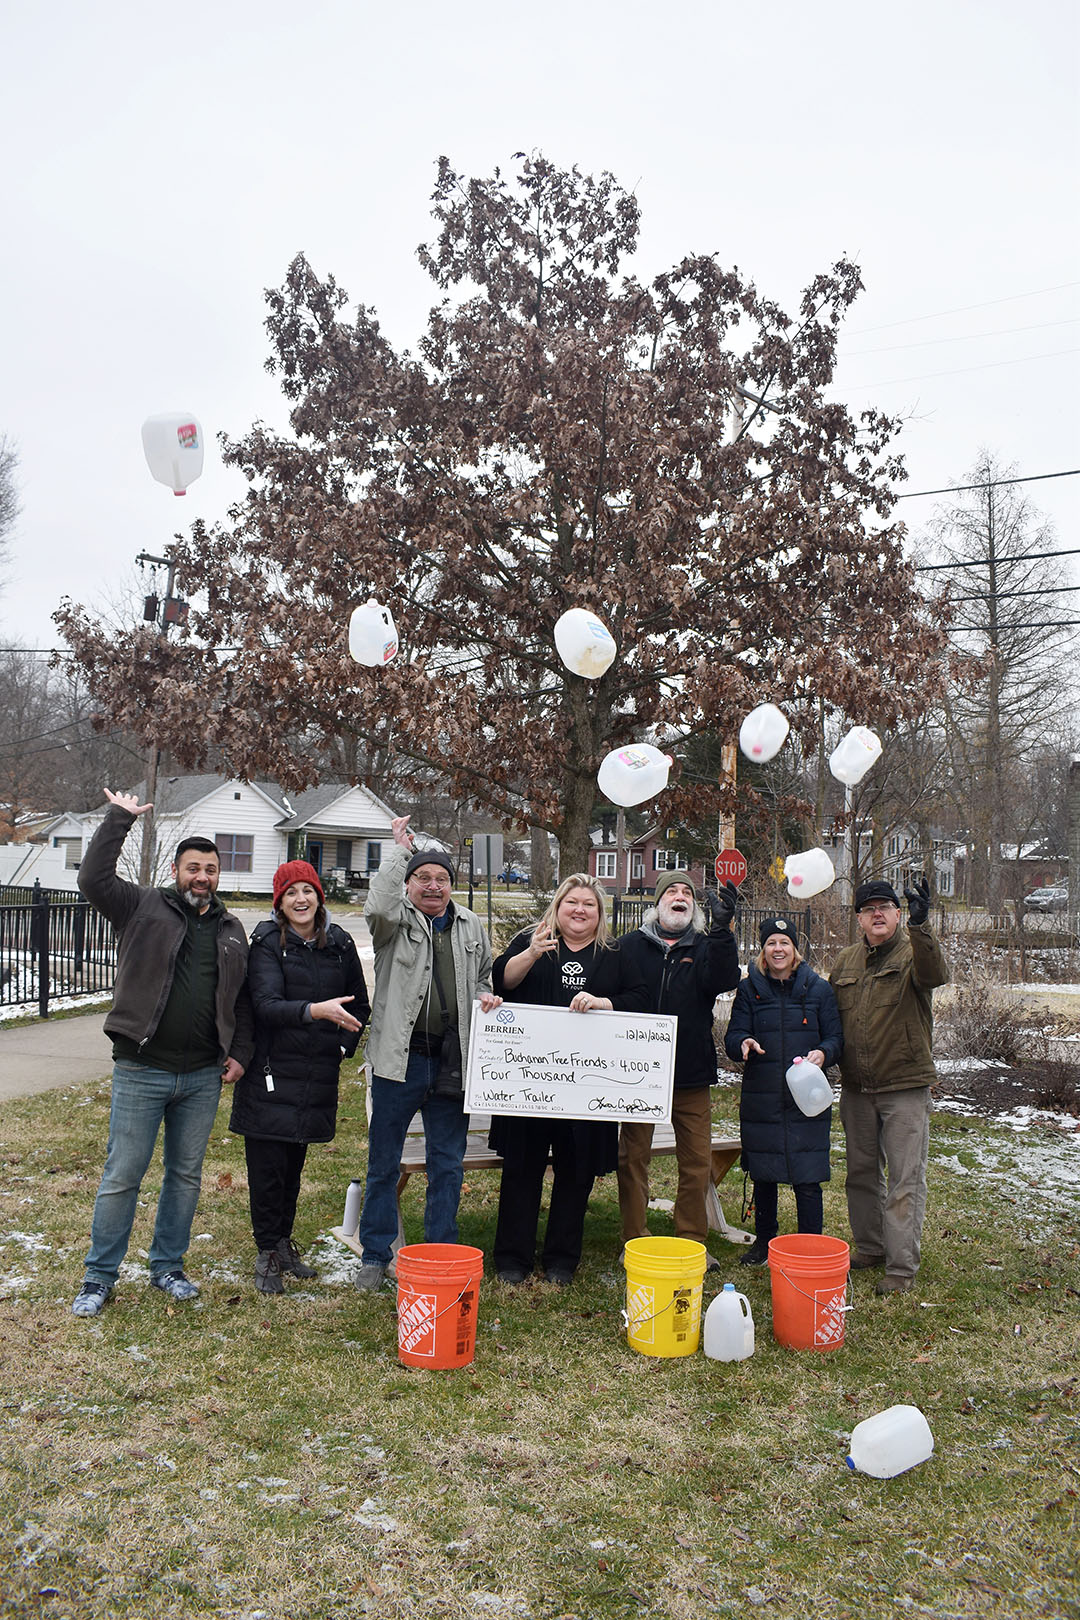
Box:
[1023,885,1069,912]
[498,868,530,885]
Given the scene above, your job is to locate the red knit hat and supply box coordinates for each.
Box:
[272,860,325,911]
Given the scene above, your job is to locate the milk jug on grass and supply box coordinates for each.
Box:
[703,1283,754,1362]
[783,847,835,899]
[597,744,673,808]
[553,607,617,678]
[785,1056,832,1117]
[847,1406,934,1478]
[829,725,882,786]
[738,703,789,764]
[348,599,398,666]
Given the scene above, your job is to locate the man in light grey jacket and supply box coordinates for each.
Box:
[355,816,500,1289]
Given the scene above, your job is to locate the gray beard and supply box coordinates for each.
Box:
[179,886,208,912]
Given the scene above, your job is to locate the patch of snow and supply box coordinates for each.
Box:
[932,1124,1079,1217]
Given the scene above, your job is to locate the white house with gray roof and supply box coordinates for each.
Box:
[37,775,402,895]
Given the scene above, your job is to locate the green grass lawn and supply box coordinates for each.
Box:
[0,1064,1077,1620]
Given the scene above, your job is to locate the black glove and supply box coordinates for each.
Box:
[904,876,930,926]
[706,881,740,928]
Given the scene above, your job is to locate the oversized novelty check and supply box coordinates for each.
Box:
[465,1002,676,1123]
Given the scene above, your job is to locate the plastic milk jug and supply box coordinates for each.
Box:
[738,703,790,764]
[348,599,398,666]
[597,744,673,808]
[704,1283,755,1362]
[141,412,205,495]
[783,847,835,899]
[829,725,883,786]
[553,607,617,678]
[785,1056,833,1117]
[847,1405,935,1478]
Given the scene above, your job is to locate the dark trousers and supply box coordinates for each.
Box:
[244,1136,309,1251]
[752,1180,823,1240]
[493,1118,595,1276]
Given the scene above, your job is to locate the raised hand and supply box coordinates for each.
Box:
[904,876,931,925]
[104,787,153,816]
[706,881,740,928]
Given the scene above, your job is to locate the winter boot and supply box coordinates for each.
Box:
[254,1248,285,1294]
[276,1237,317,1279]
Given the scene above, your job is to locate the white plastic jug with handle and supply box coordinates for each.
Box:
[738,703,789,764]
[783,847,835,899]
[829,725,883,786]
[703,1283,755,1361]
[553,607,617,678]
[785,1056,833,1117]
[348,599,398,666]
[597,744,673,807]
[846,1405,935,1478]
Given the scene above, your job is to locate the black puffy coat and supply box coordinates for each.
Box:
[723,961,843,1185]
[616,921,741,1089]
[229,920,369,1144]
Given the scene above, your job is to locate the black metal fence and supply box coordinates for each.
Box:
[611,894,819,959]
[0,883,117,1018]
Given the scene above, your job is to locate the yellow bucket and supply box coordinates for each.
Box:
[623,1237,707,1357]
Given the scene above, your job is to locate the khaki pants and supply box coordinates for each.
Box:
[839,1085,931,1279]
[618,1086,713,1245]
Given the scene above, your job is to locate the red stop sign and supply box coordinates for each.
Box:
[715,848,748,887]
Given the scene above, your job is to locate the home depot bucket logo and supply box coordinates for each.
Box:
[398,1290,438,1358]
[815,1287,847,1347]
[627,1282,655,1345]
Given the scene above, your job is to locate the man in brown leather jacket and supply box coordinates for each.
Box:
[829,877,948,1295]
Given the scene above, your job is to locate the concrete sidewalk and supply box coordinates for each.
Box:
[0,1010,113,1101]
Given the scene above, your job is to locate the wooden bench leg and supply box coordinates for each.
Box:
[706,1146,753,1244]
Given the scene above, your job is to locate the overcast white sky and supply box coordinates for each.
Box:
[1,0,1077,651]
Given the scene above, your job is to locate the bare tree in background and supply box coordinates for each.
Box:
[929,453,1078,911]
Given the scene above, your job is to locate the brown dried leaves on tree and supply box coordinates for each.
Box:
[55,154,949,869]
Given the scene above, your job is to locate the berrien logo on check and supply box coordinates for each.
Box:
[495,1008,516,1024]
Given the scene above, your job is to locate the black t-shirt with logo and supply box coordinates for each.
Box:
[555,941,596,1006]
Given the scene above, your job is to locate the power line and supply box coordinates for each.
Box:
[845,345,1079,391]
[844,316,1079,358]
[900,469,1080,502]
[847,281,1080,336]
[915,544,1080,572]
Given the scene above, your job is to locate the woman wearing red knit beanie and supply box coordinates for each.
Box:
[230,861,370,1293]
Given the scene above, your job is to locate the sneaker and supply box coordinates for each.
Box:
[255,1249,285,1295]
[72,1281,110,1317]
[738,1237,772,1267]
[705,1253,722,1272]
[354,1263,387,1293]
[496,1266,528,1285]
[150,1270,200,1301]
[850,1252,886,1271]
[542,1268,574,1287]
[276,1237,317,1279]
[875,1274,915,1296]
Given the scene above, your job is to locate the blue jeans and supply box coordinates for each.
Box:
[83,1060,223,1287]
[359,1054,469,1266]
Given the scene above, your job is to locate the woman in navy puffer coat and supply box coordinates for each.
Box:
[724,917,842,1265]
[230,862,369,1293]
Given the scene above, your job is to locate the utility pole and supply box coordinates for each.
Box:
[135,547,186,885]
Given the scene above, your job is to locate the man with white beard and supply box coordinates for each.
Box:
[615,871,741,1262]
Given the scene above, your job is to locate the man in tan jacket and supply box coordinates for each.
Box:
[829,877,948,1295]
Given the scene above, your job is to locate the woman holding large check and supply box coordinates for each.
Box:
[489,874,646,1286]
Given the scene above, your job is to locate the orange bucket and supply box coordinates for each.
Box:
[395,1243,483,1369]
[767,1234,851,1352]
